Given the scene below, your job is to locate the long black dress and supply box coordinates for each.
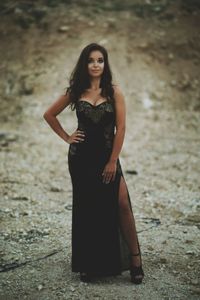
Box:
[68,99,136,277]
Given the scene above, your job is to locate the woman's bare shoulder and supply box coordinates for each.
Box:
[112,84,124,98]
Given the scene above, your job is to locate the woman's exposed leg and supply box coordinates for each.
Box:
[118,176,142,268]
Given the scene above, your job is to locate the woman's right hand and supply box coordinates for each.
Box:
[66,130,85,144]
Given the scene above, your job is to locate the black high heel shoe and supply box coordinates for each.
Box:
[80,272,92,282]
[130,236,144,284]
[130,252,144,284]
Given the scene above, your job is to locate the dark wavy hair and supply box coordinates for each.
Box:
[64,43,115,111]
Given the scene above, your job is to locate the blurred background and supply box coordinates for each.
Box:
[0,1,200,299]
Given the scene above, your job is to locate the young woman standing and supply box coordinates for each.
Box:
[43,43,144,284]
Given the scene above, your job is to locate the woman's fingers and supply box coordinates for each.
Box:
[73,130,85,143]
[103,171,115,183]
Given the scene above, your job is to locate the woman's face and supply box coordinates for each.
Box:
[87,50,104,78]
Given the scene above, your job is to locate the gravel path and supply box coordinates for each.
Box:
[1,1,200,299]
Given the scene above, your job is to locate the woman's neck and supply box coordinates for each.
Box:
[89,78,101,90]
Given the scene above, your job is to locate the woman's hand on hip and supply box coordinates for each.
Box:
[67,130,85,144]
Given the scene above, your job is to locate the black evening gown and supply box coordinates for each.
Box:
[68,99,136,277]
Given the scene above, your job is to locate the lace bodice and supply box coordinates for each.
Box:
[68,100,116,157]
[77,100,114,124]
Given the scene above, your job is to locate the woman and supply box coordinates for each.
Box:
[43,43,144,284]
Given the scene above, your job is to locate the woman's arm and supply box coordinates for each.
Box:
[43,93,72,143]
[108,85,126,163]
[102,85,126,183]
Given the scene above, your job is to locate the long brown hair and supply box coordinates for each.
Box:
[64,43,115,111]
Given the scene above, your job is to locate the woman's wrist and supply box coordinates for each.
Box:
[109,158,118,163]
[64,133,70,144]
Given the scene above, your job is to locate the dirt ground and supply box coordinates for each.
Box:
[0,1,200,299]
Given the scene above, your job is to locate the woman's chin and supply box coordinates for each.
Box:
[90,73,102,78]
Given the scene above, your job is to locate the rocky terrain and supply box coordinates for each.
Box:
[0,0,200,299]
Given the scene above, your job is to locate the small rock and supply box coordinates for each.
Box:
[12,196,29,201]
[147,245,154,251]
[186,250,195,255]
[160,257,167,264]
[37,284,43,291]
[50,186,62,192]
[138,42,148,49]
[168,53,174,60]
[150,90,163,101]
[43,228,50,235]
[186,213,200,223]
[65,204,72,211]
[142,93,153,109]
[185,239,193,244]
[22,211,29,216]
[152,6,162,12]
[170,79,177,87]
[0,132,18,143]
[10,211,19,218]
[172,270,179,274]
[58,26,70,33]
[107,18,116,28]
[20,78,34,95]
[126,170,138,175]
[70,286,75,292]
[14,8,23,15]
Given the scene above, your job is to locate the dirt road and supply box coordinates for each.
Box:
[1,1,200,299]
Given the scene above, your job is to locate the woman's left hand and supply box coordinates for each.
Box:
[102,161,117,184]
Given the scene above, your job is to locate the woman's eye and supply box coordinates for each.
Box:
[88,58,104,63]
